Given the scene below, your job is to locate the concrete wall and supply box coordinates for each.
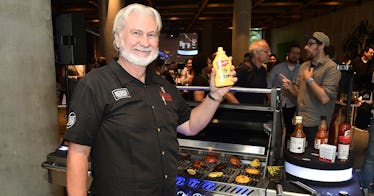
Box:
[0,0,63,195]
[271,1,374,62]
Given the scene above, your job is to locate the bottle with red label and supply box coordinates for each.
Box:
[314,115,329,151]
[213,47,234,87]
[338,123,351,138]
[337,136,351,162]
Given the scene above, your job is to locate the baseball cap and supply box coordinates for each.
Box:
[310,32,330,47]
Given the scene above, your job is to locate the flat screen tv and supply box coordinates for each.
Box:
[159,32,198,63]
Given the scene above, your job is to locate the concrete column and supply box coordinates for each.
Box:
[99,0,124,60]
[0,0,63,195]
[201,22,214,54]
[232,0,252,66]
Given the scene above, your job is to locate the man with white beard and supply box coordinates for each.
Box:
[64,3,236,196]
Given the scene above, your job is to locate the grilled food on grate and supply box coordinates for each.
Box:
[229,155,241,167]
[235,175,251,184]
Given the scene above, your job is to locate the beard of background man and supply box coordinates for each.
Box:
[118,34,159,67]
[288,48,300,64]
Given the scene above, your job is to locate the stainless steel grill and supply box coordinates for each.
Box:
[175,87,283,196]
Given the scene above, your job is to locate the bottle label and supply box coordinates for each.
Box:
[215,60,232,87]
[343,129,350,137]
[314,138,328,150]
[289,137,306,153]
[217,60,229,68]
[338,143,350,160]
[213,50,233,87]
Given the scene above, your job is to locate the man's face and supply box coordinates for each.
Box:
[115,11,159,67]
[255,44,271,64]
[288,47,300,64]
[363,48,374,60]
[304,39,320,60]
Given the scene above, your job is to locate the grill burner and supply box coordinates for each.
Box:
[176,176,256,195]
[176,155,268,195]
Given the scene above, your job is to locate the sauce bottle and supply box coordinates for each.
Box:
[213,47,234,87]
[338,123,351,138]
[337,136,350,162]
[289,116,306,154]
[314,115,329,151]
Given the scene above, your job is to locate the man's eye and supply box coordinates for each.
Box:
[148,33,157,38]
[133,31,141,36]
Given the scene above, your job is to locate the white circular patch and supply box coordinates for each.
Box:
[66,112,77,129]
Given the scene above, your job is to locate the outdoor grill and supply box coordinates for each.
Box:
[173,87,283,195]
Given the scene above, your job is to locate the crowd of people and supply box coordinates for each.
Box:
[63,3,373,195]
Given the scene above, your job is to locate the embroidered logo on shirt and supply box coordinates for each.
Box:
[66,112,76,129]
[160,86,173,103]
[112,88,131,101]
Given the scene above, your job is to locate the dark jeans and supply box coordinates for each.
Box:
[304,126,318,148]
[283,106,296,138]
[360,117,374,190]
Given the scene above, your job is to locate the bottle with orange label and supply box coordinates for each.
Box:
[314,115,329,151]
[213,47,234,87]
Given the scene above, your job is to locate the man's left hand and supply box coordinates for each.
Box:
[302,67,313,81]
[209,65,237,99]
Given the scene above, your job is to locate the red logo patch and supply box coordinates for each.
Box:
[160,92,173,102]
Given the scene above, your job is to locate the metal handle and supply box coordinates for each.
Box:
[290,180,319,196]
[176,86,280,94]
[276,184,283,196]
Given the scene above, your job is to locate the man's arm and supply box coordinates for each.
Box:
[66,142,91,196]
[306,79,330,104]
[224,92,240,104]
[177,67,237,136]
[302,67,332,104]
[280,73,298,96]
[193,90,206,102]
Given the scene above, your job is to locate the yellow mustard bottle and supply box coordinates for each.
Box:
[213,47,234,87]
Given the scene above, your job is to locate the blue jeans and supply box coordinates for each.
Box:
[360,117,374,190]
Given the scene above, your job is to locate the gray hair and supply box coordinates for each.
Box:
[112,3,162,50]
[249,39,268,53]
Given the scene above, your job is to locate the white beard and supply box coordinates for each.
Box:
[119,42,158,67]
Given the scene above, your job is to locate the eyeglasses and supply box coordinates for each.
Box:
[258,49,272,54]
[306,42,318,47]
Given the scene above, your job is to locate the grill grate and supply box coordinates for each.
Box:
[177,155,267,195]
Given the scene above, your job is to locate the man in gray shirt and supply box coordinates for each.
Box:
[268,44,301,139]
[280,32,341,146]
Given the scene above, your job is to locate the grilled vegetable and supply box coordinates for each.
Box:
[204,155,218,163]
[229,155,241,167]
[208,171,223,178]
[187,168,196,175]
[193,159,204,169]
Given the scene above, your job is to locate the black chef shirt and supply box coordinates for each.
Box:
[235,61,267,104]
[64,58,191,195]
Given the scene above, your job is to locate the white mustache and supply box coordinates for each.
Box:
[133,45,152,52]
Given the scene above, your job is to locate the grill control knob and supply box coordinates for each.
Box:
[176,191,187,196]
